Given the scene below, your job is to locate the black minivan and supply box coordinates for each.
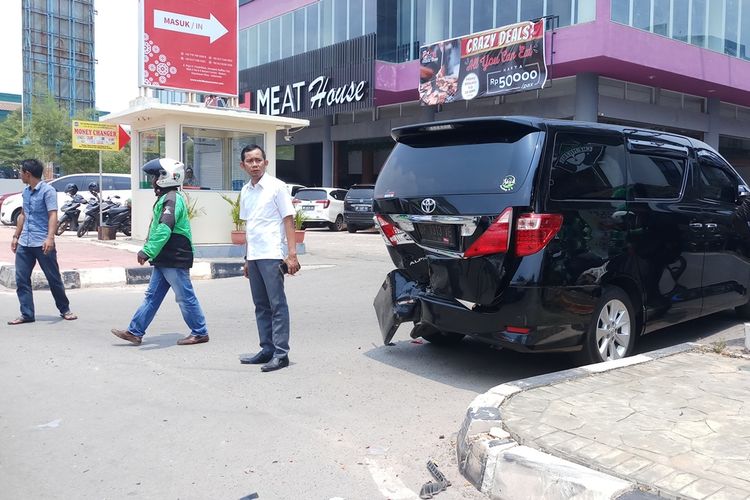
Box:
[373,116,750,364]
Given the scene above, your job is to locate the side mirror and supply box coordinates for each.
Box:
[738,185,750,203]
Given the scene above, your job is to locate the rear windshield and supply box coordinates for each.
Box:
[376,129,542,197]
[346,188,374,198]
[295,189,327,201]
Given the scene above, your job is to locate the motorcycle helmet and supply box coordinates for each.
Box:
[64,183,78,195]
[88,182,100,194]
[142,158,185,188]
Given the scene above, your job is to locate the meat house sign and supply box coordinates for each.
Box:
[253,76,368,116]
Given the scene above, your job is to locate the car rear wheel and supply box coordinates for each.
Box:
[574,286,635,365]
[11,208,21,226]
[347,224,358,233]
[414,323,465,346]
[329,214,345,232]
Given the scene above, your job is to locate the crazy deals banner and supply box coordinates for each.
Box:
[419,20,547,106]
[140,0,238,96]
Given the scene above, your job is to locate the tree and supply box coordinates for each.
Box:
[0,110,25,168]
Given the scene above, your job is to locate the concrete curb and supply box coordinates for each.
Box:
[0,261,246,289]
[456,343,699,500]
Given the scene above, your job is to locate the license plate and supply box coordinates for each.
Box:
[419,223,457,249]
[302,205,315,211]
[354,205,370,212]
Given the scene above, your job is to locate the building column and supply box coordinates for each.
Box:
[574,73,599,122]
[705,97,721,149]
[322,115,333,187]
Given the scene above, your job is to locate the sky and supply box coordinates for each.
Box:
[1,0,140,112]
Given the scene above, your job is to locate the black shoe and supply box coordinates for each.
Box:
[261,357,289,372]
[240,352,273,365]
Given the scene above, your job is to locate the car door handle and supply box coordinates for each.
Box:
[705,223,718,229]
[689,223,703,229]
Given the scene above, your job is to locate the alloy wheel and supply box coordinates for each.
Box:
[594,298,631,360]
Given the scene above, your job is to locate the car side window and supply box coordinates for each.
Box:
[628,154,686,199]
[550,133,627,200]
[113,176,131,190]
[698,154,738,204]
[332,190,347,201]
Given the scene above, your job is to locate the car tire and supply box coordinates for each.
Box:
[421,330,466,346]
[574,286,636,365]
[329,214,345,232]
[11,208,21,226]
[347,224,358,233]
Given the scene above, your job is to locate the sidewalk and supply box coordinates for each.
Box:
[458,340,750,500]
[0,225,245,289]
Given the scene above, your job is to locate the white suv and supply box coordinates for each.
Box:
[0,173,131,225]
[293,187,348,231]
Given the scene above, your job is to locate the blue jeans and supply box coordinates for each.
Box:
[128,266,208,338]
[15,245,71,320]
[246,259,290,358]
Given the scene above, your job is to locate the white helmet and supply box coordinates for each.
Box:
[142,158,185,188]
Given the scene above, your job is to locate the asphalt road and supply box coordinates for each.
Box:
[0,229,744,499]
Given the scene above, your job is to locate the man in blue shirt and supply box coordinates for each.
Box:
[8,159,77,325]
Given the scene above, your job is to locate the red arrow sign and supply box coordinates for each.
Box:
[118,126,131,150]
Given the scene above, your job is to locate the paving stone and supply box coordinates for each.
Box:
[629,463,677,487]
[595,449,634,469]
[621,431,692,457]
[710,459,750,484]
[653,471,699,493]
[705,486,750,500]
[673,420,716,439]
[576,442,616,461]
[619,412,675,432]
[505,394,551,413]
[679,478,724,499]
[612,456,652,476]
[691,433,750,460]
[554,435,594,455]
[533,430,576,449]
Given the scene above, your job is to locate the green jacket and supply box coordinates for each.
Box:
[142,189,194,268]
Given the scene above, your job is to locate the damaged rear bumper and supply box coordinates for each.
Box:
[373,269,596,352]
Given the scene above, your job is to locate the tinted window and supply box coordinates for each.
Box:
[296,189,327,201]
[346,188,374,198]
[376,129,541,197]
[113,176,131,190]
[331,190,347,201]
[698,157,737,203]
[628,154,686,199]
[52,175,85,192]
[550,133,627,200]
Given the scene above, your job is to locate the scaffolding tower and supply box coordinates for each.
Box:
[22,0,95,118]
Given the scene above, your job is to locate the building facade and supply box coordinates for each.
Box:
[22,0,95,117]
[238,0,750,186]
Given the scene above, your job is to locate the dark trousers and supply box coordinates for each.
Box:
[14,245,70,320]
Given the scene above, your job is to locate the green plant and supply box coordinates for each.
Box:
[294,209,308,230]
[183,191,205,220]
[221,193,244,231]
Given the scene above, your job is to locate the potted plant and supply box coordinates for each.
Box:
[221,193,245,245]
[294,209,308,244]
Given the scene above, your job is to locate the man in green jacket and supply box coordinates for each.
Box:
[111,158,209,346]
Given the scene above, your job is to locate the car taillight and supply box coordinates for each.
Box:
[464,209,563,258]
[464,207,512,257]
[292,198,300,205]
[515,212,563,257]
[374,215,411,246]
[315,200,330,208]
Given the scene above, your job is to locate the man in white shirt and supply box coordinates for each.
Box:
[238,144,300,372]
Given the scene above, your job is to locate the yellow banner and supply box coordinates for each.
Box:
[71,120,119,151]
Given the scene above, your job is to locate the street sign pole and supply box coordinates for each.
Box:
[98,151,103,228]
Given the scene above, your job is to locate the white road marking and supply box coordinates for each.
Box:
[366,459,419,500]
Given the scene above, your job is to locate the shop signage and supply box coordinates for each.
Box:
[71,120,131,152]
[139,0,238,96]
[419,20,547,105]
[239,34,375,119]
[254,76,368,116]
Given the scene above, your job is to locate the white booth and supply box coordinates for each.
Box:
[100,98,308,244]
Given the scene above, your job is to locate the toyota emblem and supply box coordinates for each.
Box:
[421,198,436,214]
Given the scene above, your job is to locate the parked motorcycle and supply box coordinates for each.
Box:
[55,183,88,235]
[76,182,131,237]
